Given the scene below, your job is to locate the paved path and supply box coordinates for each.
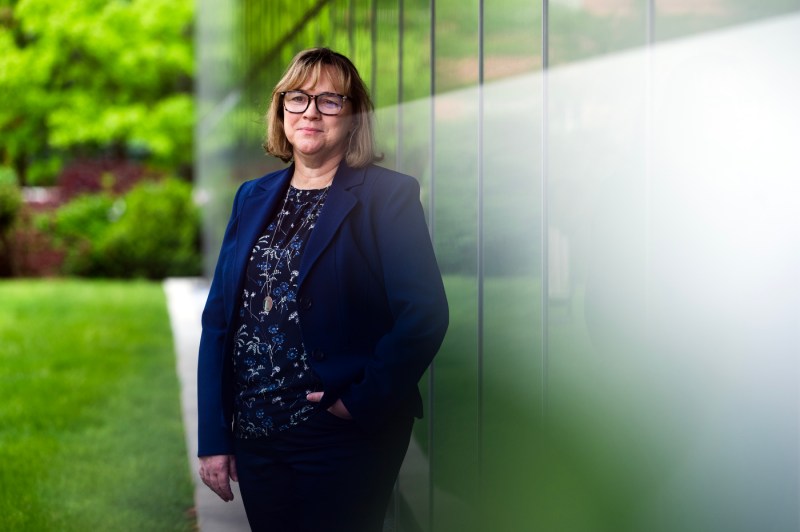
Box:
[164,278,250,532]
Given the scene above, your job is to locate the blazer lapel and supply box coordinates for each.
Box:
[297,164,364,287]
[233,166,293,294]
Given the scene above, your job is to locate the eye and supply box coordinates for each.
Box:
[320,94,344,109]
[287,93,306,103]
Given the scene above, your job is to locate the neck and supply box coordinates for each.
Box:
[291,153,343,189]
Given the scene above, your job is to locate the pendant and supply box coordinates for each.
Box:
[265,296,273,313]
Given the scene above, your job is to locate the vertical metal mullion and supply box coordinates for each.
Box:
[541,0,550,419]
[428,9,437,240]
[371,0,378,98]
[427,3,437,530]
[476,0,485,483]
[397,0,405,169]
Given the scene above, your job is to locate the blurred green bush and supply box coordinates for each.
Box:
[0,166,23,276]
[98,179,201,278]
[0,167,22,232]
[40,178,200,279]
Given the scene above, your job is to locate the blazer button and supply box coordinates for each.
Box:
[312,349,325,361]
[299,297,312,310]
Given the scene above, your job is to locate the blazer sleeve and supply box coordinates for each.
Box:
[196,184,245,457]
[338,174,449,429]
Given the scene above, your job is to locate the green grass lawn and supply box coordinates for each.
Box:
[0,280,195,531]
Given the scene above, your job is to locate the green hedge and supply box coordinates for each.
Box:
[42,178,201,278]
[0,167,22,235]
[0,167,22,276]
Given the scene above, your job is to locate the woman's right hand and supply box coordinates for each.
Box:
[199,454,238,502]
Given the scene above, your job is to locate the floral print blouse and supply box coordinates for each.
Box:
[232,185,329,439]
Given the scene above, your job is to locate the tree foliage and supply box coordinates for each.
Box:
[0,0,194,184]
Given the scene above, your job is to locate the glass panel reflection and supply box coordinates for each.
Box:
[655,0,800,41]
[431,1,480,531]
[550,0,647,65]
[197,2,800,531]
[480,0,544,530]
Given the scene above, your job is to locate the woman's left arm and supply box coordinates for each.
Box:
[338,175,449,428]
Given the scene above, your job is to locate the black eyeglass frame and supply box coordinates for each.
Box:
[280,91,349,116]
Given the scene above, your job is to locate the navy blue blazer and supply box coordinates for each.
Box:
[197,162,449,456]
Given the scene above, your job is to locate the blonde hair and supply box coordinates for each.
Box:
[264,48,379,168]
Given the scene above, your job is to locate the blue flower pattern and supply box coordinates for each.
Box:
[232,186,329,439]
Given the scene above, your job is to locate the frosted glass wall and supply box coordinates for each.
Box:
[196,2,800,530]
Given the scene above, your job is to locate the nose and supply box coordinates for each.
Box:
[302,96,322,118]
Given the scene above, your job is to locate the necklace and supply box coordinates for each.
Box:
[261,187,292,313]
[261,184,330,314]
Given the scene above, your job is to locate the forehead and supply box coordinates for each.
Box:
[294,64,347,94]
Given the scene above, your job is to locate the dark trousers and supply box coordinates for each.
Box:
[234,409,414,532]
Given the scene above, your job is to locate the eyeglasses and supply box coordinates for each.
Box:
[281,90,348,116]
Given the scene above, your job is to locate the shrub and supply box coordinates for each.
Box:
[41,178,201,278]
[96,178,201,279]
[0,167,22,234]
[9,206,65,277]
[39,193,116,276]
[0,167,23,276]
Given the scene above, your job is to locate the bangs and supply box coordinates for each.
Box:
[276,58,351,96]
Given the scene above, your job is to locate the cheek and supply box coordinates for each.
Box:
[333,122,351,140]
[283,118,299,140]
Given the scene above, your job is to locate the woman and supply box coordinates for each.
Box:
[197,47,449,532]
